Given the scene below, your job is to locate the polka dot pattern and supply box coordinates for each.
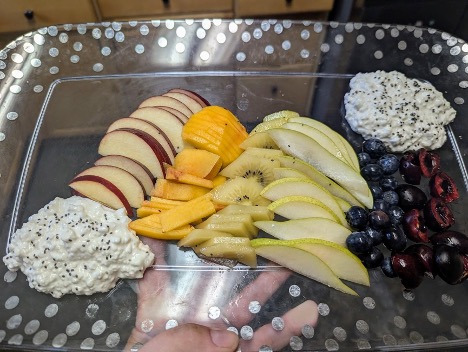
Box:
[1,19,468,352]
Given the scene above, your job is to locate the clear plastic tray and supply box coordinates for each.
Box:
[1,19,468,351]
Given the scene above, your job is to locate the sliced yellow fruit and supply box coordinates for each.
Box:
[152,179,210,201]
[196,221,252,238]
[216,204,274,221]
[129,219,193,240]
[174,149,222,179]
[267,196,340,223]
[165,165,214,189]
[178,229,233,247]
[262,110,299,122]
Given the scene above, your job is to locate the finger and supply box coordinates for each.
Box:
[223,267,291,326]
[139,323,239,352]
[240,300,319,351]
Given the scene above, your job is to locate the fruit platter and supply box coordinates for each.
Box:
[1,19,468,351]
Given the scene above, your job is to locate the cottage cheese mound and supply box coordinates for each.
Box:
[344,70,456,152]
[3,196,154,298]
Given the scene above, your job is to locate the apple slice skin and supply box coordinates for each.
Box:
[158,106,188,123]
[69,175,133,216]
[252,244,358,296]
[95,155,154,196]
[100,128,170,179]
[267,128,373,208]
[138,95,192,118]
[168,88,210,107]
[75,165,144,209]
[107,117,177,158]
[163,91,203,114]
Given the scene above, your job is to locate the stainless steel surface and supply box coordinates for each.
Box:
[0,20,468,351]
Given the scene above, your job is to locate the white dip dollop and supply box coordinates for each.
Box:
[344,70,456,152]
[3,196,154,298]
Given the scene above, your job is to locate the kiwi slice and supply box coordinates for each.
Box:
[239,131,279,150]
[211,176,267,206]
[220,152,280,186]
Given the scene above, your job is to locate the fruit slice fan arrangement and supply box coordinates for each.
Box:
[70,89,467,296]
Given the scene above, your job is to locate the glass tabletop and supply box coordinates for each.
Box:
[0,19,467,351]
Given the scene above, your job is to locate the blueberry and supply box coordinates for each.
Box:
[361,247,384,269]
[346,231,373,255]
[365,226,384,246]
[345,206,368,229]
[380,176,398,191]
[383,226,407,252]
[358,152,372,168]
[369,210,391,229]
[382,190,399,205]
[388,205,405,225]
[378,154,400,175]
[363,138,387,159]
[361,164,384,182]
[381,257,397,278]
[369,184,383,200]
[373,199,390,213]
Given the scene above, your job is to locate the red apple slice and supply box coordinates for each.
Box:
[163,91,203,114]
[130,107,185,153]
[168,88,210,107]
[158,106,188,123]
[107,117,176,161]
[138,95,192,118]
[74,165,144,208]
[95,155,154,196]
[69,175,133,216]
[98,129,170,179]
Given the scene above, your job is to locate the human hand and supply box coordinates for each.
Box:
[126,238,319,351]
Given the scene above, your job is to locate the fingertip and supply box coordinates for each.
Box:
[210,329,240,350]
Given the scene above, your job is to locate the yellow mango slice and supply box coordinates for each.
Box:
[152,179,210,201]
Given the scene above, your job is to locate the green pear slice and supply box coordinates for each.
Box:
[251,243,357,295]
[263,110,299,122]
[217,204,274,221]
[268,128,373,208]
[272,167,310,181]
[288,117,359,171]
[252,238,369,287]
[335,197,351,212]
[278,156,364,208]
[254,218,350,246]
[261,177,348,227]
[250,117,289,135]
[282,122,351,167]
[178,229,233,247]
[268,196,340,223]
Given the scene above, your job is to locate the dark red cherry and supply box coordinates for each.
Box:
[404,244,434,278]
[423,198,455,231]
[418,148,441,178]
[391,252,425,289]
[399,151,421,185]
[402,209,429,243]
[429,171,459,203]
[430,230,468,255]
[433,244,465,285]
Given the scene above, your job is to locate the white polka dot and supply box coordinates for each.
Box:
[106,333,120,348]
[24,320,40,335]
[93,63,104,72]
[66,321,80,336]
[282,40,291,50]
[176,26,186,38]
[431,67,441,75]
[140,25,149,36]
[200,51,210,61]
[398,41,407,50]
[265,45,274,54]
[241,32,251,42]
[9,85,21,93]
[11,53,23,63]
[356,35,366,44]
[375,29,385,39]
[419,44,429,53]
[229,23,238,33]
[448,64,459,72]
[335,34,344,44]
[80,337,95,350]
[374,50,383,59]
[202,19,211,30]
[33,330,48,345]
[176,43,185,53]
[236,52,246,61]
[216,33,226,44]
[404,58,413,66]
[158,37,168,47]
[92,320,106,335]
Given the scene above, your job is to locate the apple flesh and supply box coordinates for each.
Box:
[163,91,203,114]
[158,106,188,123]
[74,165,144,208]
[252,243,357,295]
[95,155,154,196]
[130,107,186,153]
[267,128,373,208]
[98,129,169,178]
[69,175,133,216]
[168,88,210,107]
[138,95,192,118]
[107,117,176,161]
[254,218,351,246]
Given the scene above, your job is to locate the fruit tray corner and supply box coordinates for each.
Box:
[1,19,468,351]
